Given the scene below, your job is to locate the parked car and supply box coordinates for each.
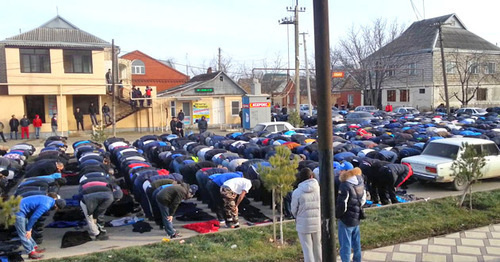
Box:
[455,107,487,117]
[345,112,375,124]
[252,121,295,133]
[401,138,500,190]
[299,104,317,116]
[354,105,379,114]
[393,106,420,115]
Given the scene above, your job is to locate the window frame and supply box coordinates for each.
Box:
[63,49,93,74]
[469,62,479,74]
[132,60,146,75]
[476,88,487,101]
[419,88,425,94]
[446,61,456,74]
[408,62,417,76]
[387,90,396,102]
[485,62,496,74]
[231,101,240,116]
[400,89,409,102]
[19,48,51,73]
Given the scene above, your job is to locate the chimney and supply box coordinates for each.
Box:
[251,78,261,95]
[207,67,213,74]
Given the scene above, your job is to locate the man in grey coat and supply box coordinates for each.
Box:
[291,168,322,262]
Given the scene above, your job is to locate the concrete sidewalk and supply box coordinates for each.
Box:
[362,223,500,262]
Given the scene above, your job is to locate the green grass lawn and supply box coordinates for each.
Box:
[49,190,500,262]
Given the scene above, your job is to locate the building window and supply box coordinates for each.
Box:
[170,101,176,118]
[231,101,240,115]
[469,62,479,74]
[485,62,496,74]
[400,90,409,102]
[132,60,145,74]
[347,94,354,105]
[446,61,456,74]
[387,65,396,77]
[20,48,51,73]
[387,90,396,102]
[477,88,487,101]
[408,62,417,75]
[419,88,425,94]
[64,50,92,73]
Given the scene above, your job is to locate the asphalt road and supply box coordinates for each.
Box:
[405,177,500,200]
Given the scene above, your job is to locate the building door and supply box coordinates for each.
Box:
[25,95,46,122]
[182,102,191,125]
[212,98,225,124]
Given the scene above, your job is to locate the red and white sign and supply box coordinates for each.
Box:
[332,71,345,78]
[250,102,271,108]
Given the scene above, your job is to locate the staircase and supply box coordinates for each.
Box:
[103,86,151,128]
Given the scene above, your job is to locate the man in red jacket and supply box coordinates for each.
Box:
[33,115,42,139]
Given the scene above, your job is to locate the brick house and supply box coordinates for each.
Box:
[121,50,189,92]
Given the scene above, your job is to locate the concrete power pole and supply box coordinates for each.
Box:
[300,32,312,116]
[280,1,305,113]
[111,39,116,137]
[218,47,222,72]
[437,23,450,115]
[313,0,336,261]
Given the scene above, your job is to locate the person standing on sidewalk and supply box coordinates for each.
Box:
[9,115,19,140]
[102,103,112,125]
[32,114,42,139]
[20,115,30,139]
[0,121,6,142]
[291,168,322,262]
[51,113,58,136]
[88,102,98,126]
[336,165,366,262]
[74,107,84,131]
[197,116,208,134]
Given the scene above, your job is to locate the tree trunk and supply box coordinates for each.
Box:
[272,188,276,243]
[279,192,284,246]
[469,184,473,210]
[458,182,472,207]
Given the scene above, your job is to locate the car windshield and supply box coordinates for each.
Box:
[356,112,372,118]
[476,108,487,113]
[253,124,265,132]
[422,143,459,159]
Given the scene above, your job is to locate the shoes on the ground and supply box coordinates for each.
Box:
[232,222,240,228]
[95,232,109,241]
[170,232,182,239]
[34,246,46,253]
[218,220,225,225]
[28,252,44,259]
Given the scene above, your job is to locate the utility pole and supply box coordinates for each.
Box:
[313,0,335,261]
[111,39,116,137]
[218,47,222,72]
[300,32,312,116]
[435,22,451,115]
[280,1,305,113]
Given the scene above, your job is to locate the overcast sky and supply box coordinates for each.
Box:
[1,0,499,76]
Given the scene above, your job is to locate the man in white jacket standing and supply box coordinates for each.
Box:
[291,168,322,262]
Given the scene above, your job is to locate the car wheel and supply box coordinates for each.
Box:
[451,177,467,191]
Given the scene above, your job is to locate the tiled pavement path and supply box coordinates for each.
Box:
[362,224,500,262]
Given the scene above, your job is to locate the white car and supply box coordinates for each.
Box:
[401,138,500,190]
[252,121,295,133]
[455,107,487,117]
[394,106,420,115]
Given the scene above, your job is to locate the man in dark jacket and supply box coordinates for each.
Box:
[197,116,208,134]
[88,102,98,126]
[170,117,178,135]
[20,115,30,139]
[176,119,184,137]
[102,103,111,125]
[155,183,197,238]
[51,113,58,136]
[336,166,366,262]
[9,114,19,140]
[15,192,66,259]
[376,163,413,204]
[79,181,122,240]
[74,107,84,131]
[177,110,184,121]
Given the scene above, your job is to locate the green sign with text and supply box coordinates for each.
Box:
[195,88,214,93]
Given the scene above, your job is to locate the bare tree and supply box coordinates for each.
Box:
[333,18,406,108]
[447,50,498,106]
